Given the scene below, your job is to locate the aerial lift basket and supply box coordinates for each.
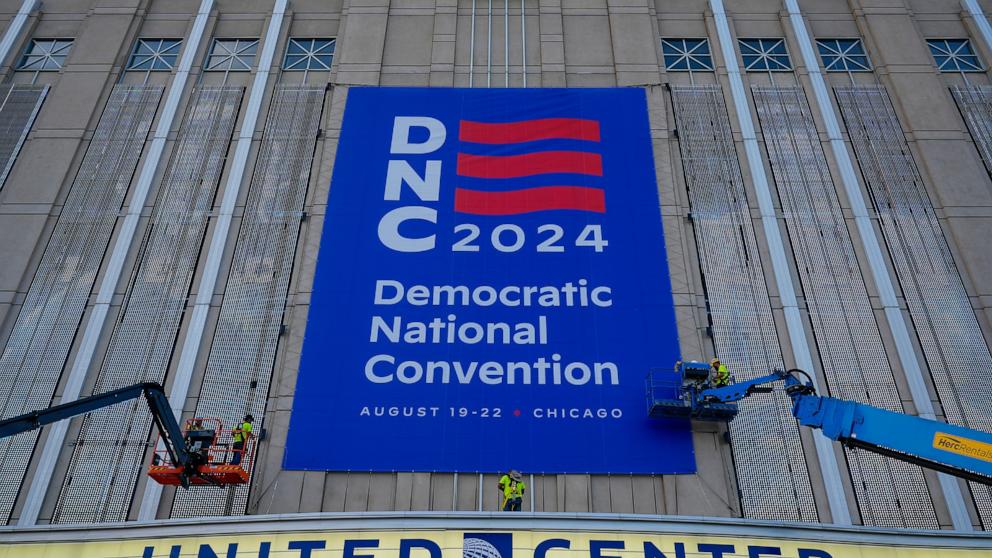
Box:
[646,361,739,421]
[148,417,255,486]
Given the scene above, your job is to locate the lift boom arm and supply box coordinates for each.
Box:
[702,369,992,484]
[0,382,192,480]
[649,364,992,485]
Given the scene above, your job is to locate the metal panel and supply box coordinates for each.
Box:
[0,84,161,523]
[49,87,243,524]
[137,0,286,522]
[836,84,992,529]
[669,84,818,522]
[19,0,218,528]
[170,85,324,519]
[951,85,992,179]
[0,84,47,188]
[753,85,937,528]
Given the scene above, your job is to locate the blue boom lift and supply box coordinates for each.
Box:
[647,361,992,484]
[0,382,252,488]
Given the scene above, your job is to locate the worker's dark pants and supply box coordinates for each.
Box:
[503,497,522,511]
[231,441,244,465]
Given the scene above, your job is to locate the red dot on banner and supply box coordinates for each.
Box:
[513,409,521,417]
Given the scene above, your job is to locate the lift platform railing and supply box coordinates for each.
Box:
[645,362,739,421]
[148,417,255,487]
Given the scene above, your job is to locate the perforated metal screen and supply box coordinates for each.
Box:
[752,86,937,528]
[670,85,818,522]
[0,84,161,523]
[836,84,992,529]
[952,85,992,182]
[50,87,243,524]
[170,85,324,519]
[0,84,47,189]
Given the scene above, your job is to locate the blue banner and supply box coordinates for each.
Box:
[285,87,692,474]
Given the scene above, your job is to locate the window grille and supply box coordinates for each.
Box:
[661,39,713,71]
[283,38,335,71]
[928,39,983,72]
[17,39,73,71]
[739,39,792,71]
[816,39,871,72]
[127,39,182,71]
[206,39,259,71]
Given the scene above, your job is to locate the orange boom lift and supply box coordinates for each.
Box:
[0,382,254,488]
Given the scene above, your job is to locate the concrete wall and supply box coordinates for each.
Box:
[0,0,989,529]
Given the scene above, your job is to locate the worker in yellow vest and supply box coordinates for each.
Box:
[711,358,730,388]
[498,470,526,511]
[230,414,254,466]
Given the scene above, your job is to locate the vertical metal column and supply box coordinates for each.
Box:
[963,0,992,61]
[170,85,324,519]
[670,85,817,523]
[0,0,37,72]
[487,0,493,87]
[0,84,48,189]
[504,0,509,85]
[753,86,937,528]
[17,0,216,526]
[520,0,526,86]
[708,0,850,524]
[137,0,288,521]
[837,84,992,529]
[48,87,242,524]
[782,0,972,530]
[0,84,161,523]
[469,0,476,87]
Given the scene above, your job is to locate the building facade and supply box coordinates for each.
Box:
[0,0,989,535]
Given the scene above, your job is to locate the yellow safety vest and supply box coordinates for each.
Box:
[714,364,729,385]
[499,475,525,498]
[233,421,252,443]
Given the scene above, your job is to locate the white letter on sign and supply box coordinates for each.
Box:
[391,117,446,154]
[384,160,441,201]
[378,206,437,252]
[374,280,405,305]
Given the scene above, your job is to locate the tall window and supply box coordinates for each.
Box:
[283,38,335,71]
[205,39,259,71]
[738,38,792,71]
[928,39,983,72]
[661,39,713,71]
[127,39,183,71]
[816,39,871,72]
[17,39,73,71]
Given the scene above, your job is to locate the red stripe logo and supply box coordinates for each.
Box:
[454,186,606,215]
[457,151,602,179]
[459,118,601,144]
[454,118,605,215]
